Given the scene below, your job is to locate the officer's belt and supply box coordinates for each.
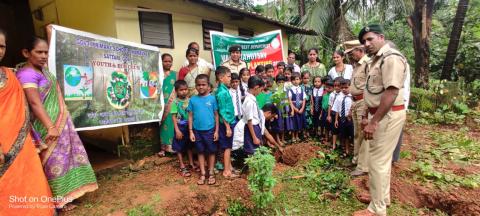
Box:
[368,105,404,115]
[352,94,364,101]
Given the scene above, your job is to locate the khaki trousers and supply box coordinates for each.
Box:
[367,110,406,216]
[351,99,368,172]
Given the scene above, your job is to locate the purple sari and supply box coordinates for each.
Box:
[16,66,98,208]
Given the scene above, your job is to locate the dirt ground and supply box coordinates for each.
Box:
[62,123,480,216]
[352,124,480,216]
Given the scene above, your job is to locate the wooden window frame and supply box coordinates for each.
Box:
[238,28,254,37]
[202,20,223,50]
[138,11,174,48]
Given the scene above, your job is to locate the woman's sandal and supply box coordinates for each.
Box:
[197,175,206,185]
[208,175,216,185]
[180,167,191,177]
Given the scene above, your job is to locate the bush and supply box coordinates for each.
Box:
[410,87,436,112]
[245,146,277,209]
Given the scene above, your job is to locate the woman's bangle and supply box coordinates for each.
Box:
[47,125,56,130]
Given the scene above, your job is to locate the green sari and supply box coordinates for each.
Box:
[160,71,177,149]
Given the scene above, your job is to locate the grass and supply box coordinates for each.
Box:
[224,150,445,216]
[411,127,480,189]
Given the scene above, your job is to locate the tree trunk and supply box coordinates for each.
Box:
[298,0,305,17]
[440,0,470,80]
[298,0,306,64]
[408,0,434,89]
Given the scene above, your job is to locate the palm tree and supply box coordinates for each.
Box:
[408,0,435,88]
[295,0,412,64]
[440,0,470,80]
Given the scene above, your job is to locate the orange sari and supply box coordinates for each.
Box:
[0,67,55,216]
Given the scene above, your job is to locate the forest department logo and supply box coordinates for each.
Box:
[106,71,132,109]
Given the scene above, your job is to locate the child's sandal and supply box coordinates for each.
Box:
[180,167,191,177]
[208,175,216,185]
[197,175,206,185]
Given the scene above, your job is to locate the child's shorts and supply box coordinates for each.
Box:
[339,120,354,139]
[330,111,339,135]
[320,109,328,128]
[194,128,217,154]
[219,121,237,150]
[172,122,191,153]
[244,124,263,155]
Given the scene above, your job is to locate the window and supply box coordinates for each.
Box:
[202,20,223,50]
[238,28,254,37]
[139,11,174,48]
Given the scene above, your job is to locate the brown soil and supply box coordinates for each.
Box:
[275,142,321,166]
[352,124,480,216]
[60,155,252,216]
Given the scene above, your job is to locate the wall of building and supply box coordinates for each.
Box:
[114,0,289,70]
[29,0,117,37]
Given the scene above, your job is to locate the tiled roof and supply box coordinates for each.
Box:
[190,0,318,35]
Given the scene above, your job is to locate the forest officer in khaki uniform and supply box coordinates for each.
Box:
[353,24,408,216]
[221,44,246,75]
[345,41,370,177]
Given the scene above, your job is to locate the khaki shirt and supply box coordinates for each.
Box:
[221,59,247,75]
[364,44,407,108]
[349,55,370,96]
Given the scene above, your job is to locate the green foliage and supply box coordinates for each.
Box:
[270,85,289,116]
[127,204,159,216]
[412,161,480,189]
[226,199,249,216]
[245,146,277,209]
[412,129,480,189]
[410,87,436,112]
[289,152,354,202]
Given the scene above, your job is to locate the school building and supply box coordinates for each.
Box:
[0,0,316,168]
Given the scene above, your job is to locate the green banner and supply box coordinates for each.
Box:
[210,30,284,73]
[49,25,163,131]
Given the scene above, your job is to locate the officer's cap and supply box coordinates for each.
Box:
[342,40,362,53]
[228,45,242,53]
[358,24,384,44]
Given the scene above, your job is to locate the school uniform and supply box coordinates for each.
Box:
[320,91,331,130]
[216,83,237,150]
[329,91,342,135]
[312,87,324,130]
[187,94,218,154]
[171,98,191,153]
[242,93,265,155]
[287,85,307,131]
[302,84,313,129]
[229,86,243,120]
[332,93,354,139]
[240,81,248,102]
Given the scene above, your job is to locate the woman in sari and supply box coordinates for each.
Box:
[0,29,55,216]
[158,53,176,156]
[301,48,327,79]
[178,48,210,96]
[16,37,97,211]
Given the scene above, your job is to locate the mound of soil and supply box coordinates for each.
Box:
[352,170,480,215]
[164,178,251,216]
[275,143,321,166]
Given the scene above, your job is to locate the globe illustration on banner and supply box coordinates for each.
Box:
[65,66,82,86]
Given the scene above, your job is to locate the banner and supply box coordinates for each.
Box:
[48,25,164,131]
[210,30,284,74]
